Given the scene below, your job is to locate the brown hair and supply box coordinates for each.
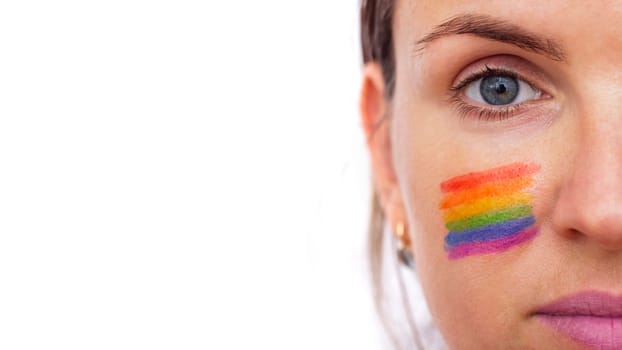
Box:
[361,1,426,349]
[360,0,395,295]
[361,0,396,97]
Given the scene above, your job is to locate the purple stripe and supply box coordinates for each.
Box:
[445,216,534,247]
[448,226,539,260]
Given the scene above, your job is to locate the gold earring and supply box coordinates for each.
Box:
[395,222,414,268]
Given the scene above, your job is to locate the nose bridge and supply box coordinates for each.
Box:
[575,76,622,176]
[553,92,622,248]
[570,70,622,176]
[573,125,622,202]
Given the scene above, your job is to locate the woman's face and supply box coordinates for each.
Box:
[362,0,622,348]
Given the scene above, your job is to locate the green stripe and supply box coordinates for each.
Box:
[445,205,532,232]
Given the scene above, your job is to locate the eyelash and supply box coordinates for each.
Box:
[449,66,538,121]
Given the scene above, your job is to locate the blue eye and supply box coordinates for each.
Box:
[465,74,540,106]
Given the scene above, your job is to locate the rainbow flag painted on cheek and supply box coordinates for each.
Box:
[439,163,540,259]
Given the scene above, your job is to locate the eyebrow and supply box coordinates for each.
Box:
[416,14,567,62]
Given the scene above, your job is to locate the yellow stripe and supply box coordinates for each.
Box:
[443,192,533,222]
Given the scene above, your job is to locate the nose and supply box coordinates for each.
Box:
[551,117,622,251]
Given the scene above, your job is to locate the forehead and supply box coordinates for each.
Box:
[394,0,622,44]
[391,0,622,81]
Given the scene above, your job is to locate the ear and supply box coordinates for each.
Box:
[360,63,407,232]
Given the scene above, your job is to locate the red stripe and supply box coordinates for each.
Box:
[441,163,540,193]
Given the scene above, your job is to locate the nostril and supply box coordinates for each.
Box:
[555,207,622,250]
[550,183,622,250]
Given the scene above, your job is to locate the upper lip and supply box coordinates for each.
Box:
[535,291,622,317]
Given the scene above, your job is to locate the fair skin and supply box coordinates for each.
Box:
[361,0,622,349]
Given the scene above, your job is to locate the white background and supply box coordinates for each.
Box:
[0,1,385,349]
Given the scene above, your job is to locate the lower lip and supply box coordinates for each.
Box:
[538,315,622,350]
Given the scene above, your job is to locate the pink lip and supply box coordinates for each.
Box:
[535,291,622,350]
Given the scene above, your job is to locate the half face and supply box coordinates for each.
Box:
[363,0,622,348]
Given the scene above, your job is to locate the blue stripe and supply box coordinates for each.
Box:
[445,215,535,248]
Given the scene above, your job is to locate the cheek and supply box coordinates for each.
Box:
[441,162,541,259]
[391,85,561,346]
[403,163,543,347]
[406,163,541,265]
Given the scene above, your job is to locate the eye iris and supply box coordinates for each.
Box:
[479,75,519,105]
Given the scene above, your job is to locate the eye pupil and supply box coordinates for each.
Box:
[480,75,519,105]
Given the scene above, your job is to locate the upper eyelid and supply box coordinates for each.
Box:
[449,66,523,92]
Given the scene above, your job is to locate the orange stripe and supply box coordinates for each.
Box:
[440,177,533,209]
[441,163,540,193]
